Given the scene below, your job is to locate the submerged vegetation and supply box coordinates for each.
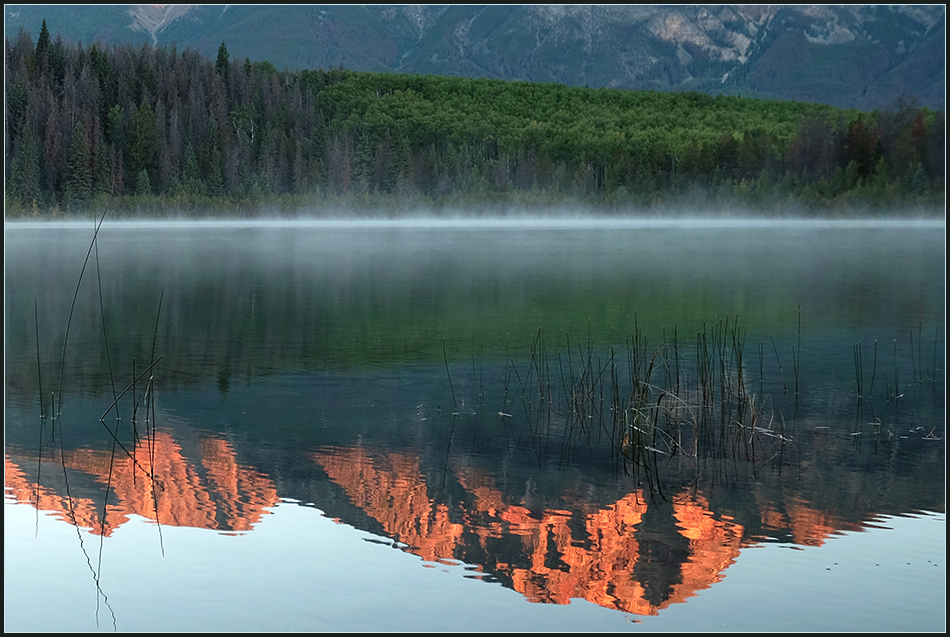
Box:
[440,314,943,495]
[444,318,795,487]
[4,21,946,218]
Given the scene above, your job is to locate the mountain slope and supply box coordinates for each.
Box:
[3,4,945,111]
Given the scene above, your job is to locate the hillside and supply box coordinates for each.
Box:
[3,4,945,112]
[5,30,944,218]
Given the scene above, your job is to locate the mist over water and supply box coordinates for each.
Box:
[7,208,947,230]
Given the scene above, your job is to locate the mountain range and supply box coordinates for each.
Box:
[4,4,946,111]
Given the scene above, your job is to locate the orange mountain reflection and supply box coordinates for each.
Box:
[5,431,279,536]
[313,445,751,615]
[6,434,866,616]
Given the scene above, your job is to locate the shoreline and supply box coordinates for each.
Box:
[5,215,947,231]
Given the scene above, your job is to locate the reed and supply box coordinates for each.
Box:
[31,208,119,628]
[443,337,458,413]
[892,338,902,403]
[910,328,919,385]
[33,300,46,534]
[931,326,939,384]
[869,339,878,397]
[28,207,165,628]
[853,342,864,399]
[455,316,789,494]
[794,305,801,397]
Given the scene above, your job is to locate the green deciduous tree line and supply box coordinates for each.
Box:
[5,23,945,216]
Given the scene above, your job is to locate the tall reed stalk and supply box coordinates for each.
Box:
[28,207,165,629]
[459,316,789,495]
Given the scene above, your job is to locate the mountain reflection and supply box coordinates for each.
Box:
[314,445,746,614]
[4,429,887,617]
[5,432,278,536]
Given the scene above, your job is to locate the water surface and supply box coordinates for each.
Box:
[4,216,946,631]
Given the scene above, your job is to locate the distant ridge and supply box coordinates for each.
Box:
[4,4,945,111]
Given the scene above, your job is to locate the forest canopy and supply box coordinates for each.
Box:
[4,22,945,217]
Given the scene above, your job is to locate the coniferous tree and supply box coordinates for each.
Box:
[108,145,124,196]
[126,101,159,187]
[206,120,225,195]
[63,122,92,210]
[8,126,42,208]
[41,97,65,198]
[6,79,30,151]
[907,162,928,198]
[215,42,230,78]
[34,19,51,73]
[181,141,204,195]
[135,168,151,196]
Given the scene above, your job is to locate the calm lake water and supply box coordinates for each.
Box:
[4,216,946,632]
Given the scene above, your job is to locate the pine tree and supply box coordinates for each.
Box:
[181,141,205,195]
[907,162,928,198]
[206,121,224,196]
[293,141,305,193]
[8,127,42,208]
[215,42,230,78]
[135,168,151,196]
[6,80,30,149]
[126,102,159,187]
[63,122,93,210]
[35,19,51,73]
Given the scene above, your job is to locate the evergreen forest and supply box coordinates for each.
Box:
[5,22,946,218]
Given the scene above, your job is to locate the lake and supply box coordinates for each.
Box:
[3,215,946,632]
